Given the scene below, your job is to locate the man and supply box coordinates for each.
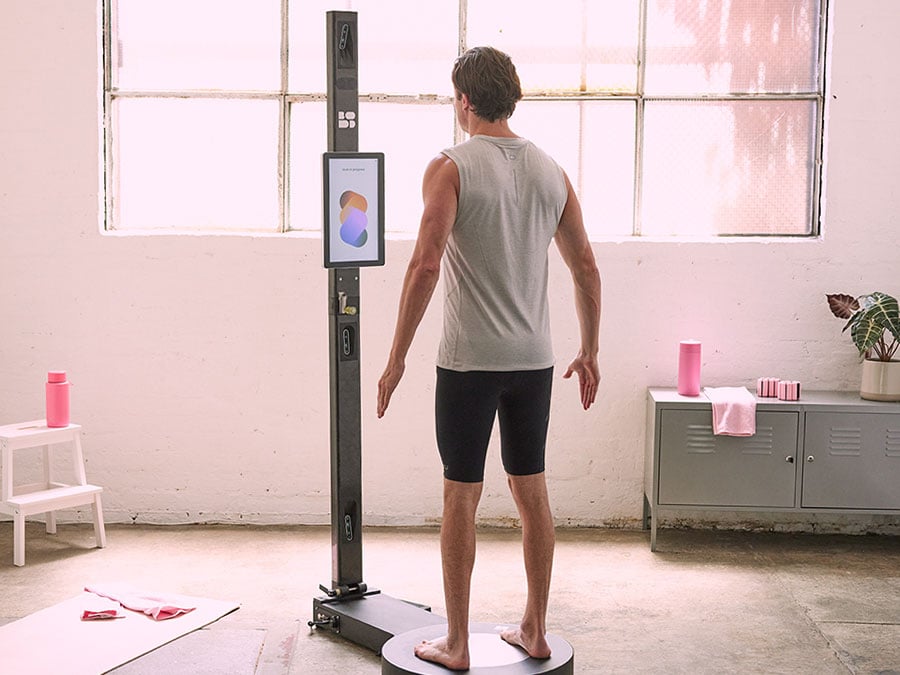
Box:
[377,46,601,671]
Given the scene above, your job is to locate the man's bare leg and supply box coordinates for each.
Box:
[414,478,483,671]
[501,472,554,659]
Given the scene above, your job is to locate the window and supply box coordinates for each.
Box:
[103,0,828,238]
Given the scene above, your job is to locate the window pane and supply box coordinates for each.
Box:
[354,1,459,95]
[645,0,821,95]
[358,102,455,234]
[289,1,458,95]
[515,100,636,238]
[114,0,281,92]
[641,100,816,236]
[467,0,640,93]
[288,0,339,94]
[113,98,279,231]
[288,101,328,232]
[581,102,637,237]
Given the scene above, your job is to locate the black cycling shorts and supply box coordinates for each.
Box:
[435,366,553,483]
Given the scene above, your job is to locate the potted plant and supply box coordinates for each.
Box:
[827,291,900,401]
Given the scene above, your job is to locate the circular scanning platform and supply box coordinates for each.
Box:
[382,622,573,674]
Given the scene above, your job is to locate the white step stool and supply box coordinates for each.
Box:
[0,421,106,566]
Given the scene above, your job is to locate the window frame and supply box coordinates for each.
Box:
[102,0,830,238]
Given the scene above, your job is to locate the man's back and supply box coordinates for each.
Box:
[438,135,567,371]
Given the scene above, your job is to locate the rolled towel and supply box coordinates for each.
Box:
[778,380,801,401]
[756,377,780,397]
[704,386,757,437]
[81,598,125,621]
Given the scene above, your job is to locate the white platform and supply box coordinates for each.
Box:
[381,622,574,674]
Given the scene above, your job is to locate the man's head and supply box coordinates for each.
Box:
[451,46,522,123]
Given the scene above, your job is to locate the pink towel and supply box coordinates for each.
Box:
[85,583,196,621]
[703,387,756,436]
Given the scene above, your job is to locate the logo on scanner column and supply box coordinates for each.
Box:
[338,111,356,129]
[339,191,368,248]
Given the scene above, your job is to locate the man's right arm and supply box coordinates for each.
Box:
[376,154,459,418]
[554,172,602,410]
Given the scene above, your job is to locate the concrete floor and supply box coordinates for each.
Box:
[1,522,899,674]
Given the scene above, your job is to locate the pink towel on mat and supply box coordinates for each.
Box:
[704,386,756,437]
[85,583,196,621]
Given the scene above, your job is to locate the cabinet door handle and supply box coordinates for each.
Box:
[807,455,815,463]
[785,456,795,463]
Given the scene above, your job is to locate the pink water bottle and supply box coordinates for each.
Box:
[46,370,71,427]
[677,340,701,396]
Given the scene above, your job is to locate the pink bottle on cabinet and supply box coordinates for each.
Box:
[46,370,71,427]
[677,341,701,396]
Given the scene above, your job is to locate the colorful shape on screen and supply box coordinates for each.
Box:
[339,190,369,248]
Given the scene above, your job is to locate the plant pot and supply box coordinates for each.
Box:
[860,359,900,402]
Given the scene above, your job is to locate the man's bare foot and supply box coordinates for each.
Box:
[413,635,470,671]
[500,626,552,659]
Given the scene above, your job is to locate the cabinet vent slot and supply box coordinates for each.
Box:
[742,426,775,455]
[886,429,900,457]
[828,427,862,456]
[685,424,715,453]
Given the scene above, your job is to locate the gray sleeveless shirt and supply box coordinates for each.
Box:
[437,135,567,371]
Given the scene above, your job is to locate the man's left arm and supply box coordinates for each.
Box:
[554,172,602,410]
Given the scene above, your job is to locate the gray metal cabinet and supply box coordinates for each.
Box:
[658,410,798,507]
[802,412,900,509]
[645,388,900,550]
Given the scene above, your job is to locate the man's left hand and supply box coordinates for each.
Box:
[562,353,600,410]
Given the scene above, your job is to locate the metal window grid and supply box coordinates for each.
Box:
[102,0,830,238]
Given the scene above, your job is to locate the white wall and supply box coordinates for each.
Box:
[1,1,898,531]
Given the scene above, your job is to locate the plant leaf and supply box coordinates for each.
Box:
[865,292,900,341]
[850,314,884,357]
[850,292,900,359]
[827,293,859,319]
